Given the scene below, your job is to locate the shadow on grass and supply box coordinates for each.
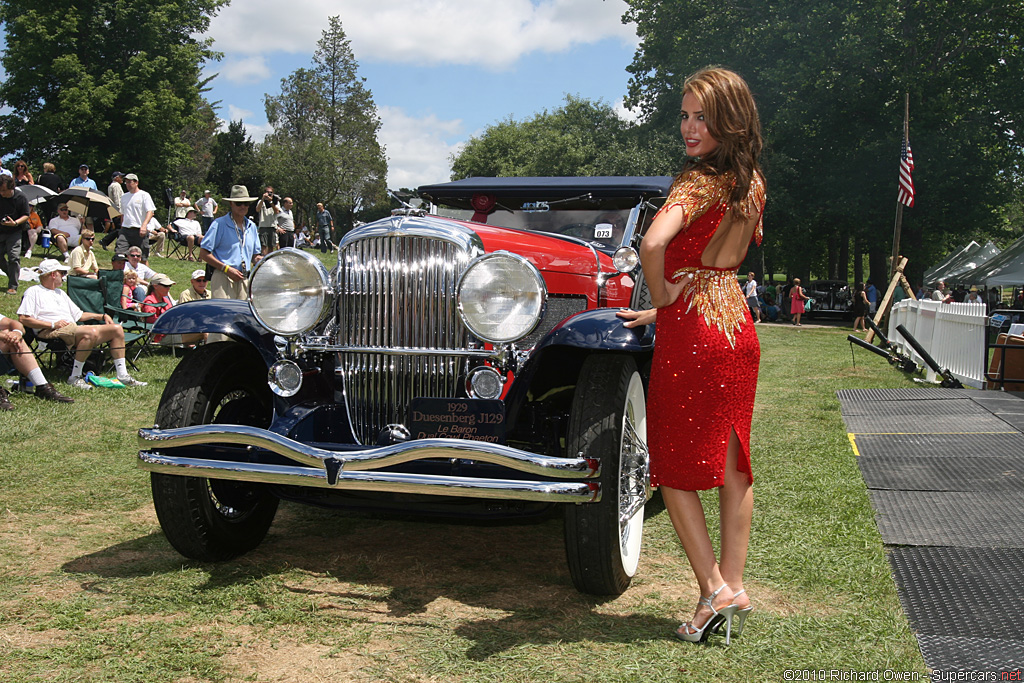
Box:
[60,499,682,657]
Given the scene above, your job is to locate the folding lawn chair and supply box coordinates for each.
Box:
[94,269,168,362]
[65,274,146,370]
[163,221,187,260]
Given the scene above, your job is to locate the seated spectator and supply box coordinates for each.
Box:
[169,208,203,260]
[0,312,75,409]
[124,246,156,295]
[24,206,43,258]
[68,229,99,278]
[110,252,145,303]
[294,226,310,249]
[143,273,204,345]
[121,270,142,310]
[17,259,147,389]
[141,273,176,324]
[47,203,83,260]
[146,216,167,258]
[178,269,211,304]
[761,292,779,322]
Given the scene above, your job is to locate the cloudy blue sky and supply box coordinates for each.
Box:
[202,0,641,188]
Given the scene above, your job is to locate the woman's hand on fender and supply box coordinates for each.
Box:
[617,308,657,328]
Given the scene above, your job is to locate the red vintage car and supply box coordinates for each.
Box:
[139,175,673,595]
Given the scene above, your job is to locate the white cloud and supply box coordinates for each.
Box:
[219,55,271,84]
[227,104,254,121]
[613,97,639,124]
[378,106,465,188]
[216,105,274,143]
[209,0,636,68]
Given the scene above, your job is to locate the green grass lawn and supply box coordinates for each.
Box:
[0,269,926,682]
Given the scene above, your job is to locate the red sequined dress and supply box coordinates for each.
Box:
[647,169,766,491]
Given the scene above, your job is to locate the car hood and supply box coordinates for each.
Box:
[342,214,613,279]
[461,220,610,277]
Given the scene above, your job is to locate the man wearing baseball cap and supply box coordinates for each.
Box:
[170,207,203,260]
[68,164,97,190]
[17,259,146,389]
[195,189,218,232]
[178,269,211,304]
[117,173,155,257]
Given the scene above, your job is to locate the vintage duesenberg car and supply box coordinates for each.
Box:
[138,176,674,595]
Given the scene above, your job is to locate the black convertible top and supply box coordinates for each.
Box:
[418,176,675,202]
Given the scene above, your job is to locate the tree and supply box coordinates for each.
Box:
[260,16,387,235]
[0,0,227,190]
[451,95,677,179]
[622,0,1024,283]
[208,120,260,197]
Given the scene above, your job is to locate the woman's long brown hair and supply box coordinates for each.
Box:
[681,67,764,215]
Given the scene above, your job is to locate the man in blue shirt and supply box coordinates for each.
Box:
[866,280,878,315]
[67,164,98,191]
[200,185,261,303]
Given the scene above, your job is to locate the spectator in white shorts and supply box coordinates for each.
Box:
[17,259,147,390]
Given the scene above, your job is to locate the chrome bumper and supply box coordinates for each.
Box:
[137,425,601,504]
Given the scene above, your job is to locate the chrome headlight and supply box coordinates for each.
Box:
[613,246,639,273]
[249,248,332,336]
[457,252,546,344]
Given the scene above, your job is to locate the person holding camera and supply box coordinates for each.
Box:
[0,175,30,294]
[255,186,280,256]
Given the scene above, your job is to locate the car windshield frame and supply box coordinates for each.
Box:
[418,176,675,252]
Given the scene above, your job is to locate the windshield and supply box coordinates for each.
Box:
[431,198,639,251]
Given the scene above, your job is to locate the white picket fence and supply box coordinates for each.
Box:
[887,299,988,388]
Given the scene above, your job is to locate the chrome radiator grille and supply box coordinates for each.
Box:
[338,232,471,444]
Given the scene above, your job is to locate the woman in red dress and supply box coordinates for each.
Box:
[790,278,808,326]
[621,67,765,644]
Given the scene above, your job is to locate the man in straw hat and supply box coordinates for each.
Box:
[199,184,261,303]
[17,259,146,389]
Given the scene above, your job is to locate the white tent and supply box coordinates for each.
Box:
[924,241,980,284]
[956,237,1024,286]
[925,240,1001,285]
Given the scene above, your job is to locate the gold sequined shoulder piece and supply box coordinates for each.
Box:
[661,170,732,230]
[738,172,766,246]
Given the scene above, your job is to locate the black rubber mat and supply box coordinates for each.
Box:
[889,546,1024,640]
[993,413,1024,431]
[843,414,1013,433]
[858,455,1024,492]
[837,387,971,402]
[870,490,1024,547]
[968,392,1024,408]
[916,634,1024,672]
[840,399,989,416]
[852,432,1024,458]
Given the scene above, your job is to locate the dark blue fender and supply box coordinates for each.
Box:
[151,299,279,366]
[533,308,655,353]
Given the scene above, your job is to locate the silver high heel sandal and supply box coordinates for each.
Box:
[712,588,753,639]
[674,584,739,644]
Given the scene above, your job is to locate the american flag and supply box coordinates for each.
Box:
[898,136,915,207]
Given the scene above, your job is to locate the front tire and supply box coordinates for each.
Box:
[564,354,649,595]
[150,342,279,561]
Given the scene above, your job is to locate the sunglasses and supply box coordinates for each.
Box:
[82,237,95,241]
[194,278,207,282]
[58,208,69,211]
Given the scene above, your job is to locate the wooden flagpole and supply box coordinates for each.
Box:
[866,256,915,344]
[890,93,909,279]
